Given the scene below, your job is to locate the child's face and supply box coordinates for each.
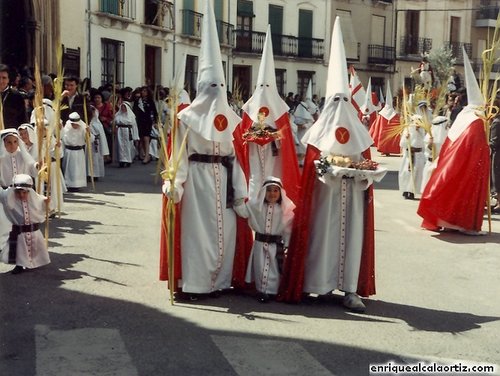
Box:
[265,185,281,204]
[19,129,31,145]
[71,122,80,129]
[3,135,19,153]
[14,190,29,201]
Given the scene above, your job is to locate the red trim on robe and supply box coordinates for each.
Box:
[278,145,376,303]
[417,119,489,232]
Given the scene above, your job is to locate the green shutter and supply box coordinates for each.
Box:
[214,0,223,20]
[237,0,253,17]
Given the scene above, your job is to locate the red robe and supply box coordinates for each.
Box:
[278,145,376,303]
[417,119,489,232]
[376,113,401,155]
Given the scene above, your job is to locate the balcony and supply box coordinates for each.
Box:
[399,35,432,59]
[367,45,395,65]
[144,0,174,31]
[233,29,324,59]
[444,41,472,64]
[181,9,203,38]
[99,0,136,19]
[475,5,500,27]
[217,20,234,46]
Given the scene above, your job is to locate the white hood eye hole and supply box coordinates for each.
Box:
[343,96,348,102]
[221,83,224,87]
[266,84,270,87]
[260,84,264,87]
[211,83,217,87]
[334,96,340,102]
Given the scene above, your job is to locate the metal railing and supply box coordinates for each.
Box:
[367,44,395,65]
[233,29,324,59]
[144,0,174,30]
[444,41,472,64]
[181,9,203,38]
[216,20,234,46]
[99,0,136,19]
[399,35,432,57]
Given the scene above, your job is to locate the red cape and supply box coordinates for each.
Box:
[278,145,376,303]
[417,119,489,232]
[376,113,401,155]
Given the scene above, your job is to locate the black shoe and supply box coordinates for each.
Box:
[257,292,270,303]
[119,162,125,168]
[11,265,24,274]
[402,192,409,198]
[407,192,415,200]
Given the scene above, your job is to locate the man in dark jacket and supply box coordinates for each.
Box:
[0,64,27,129]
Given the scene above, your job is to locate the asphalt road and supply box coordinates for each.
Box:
[1,150,499,376]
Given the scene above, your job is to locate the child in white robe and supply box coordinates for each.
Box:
[18,123,38,161]
[87,106,110,179]
[62,112,93,190]
[114,102,137,167]
[244,177,295,302]
[0,174,50,274]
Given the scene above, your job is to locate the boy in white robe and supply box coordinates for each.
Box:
[18,123,38,160]
[87,106,109,178]
[0,174,50,274]
[399,115,425,200]
[244,177,295,302]
[114,102,137,167]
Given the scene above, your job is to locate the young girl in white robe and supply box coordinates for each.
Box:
[244,177,295,302]
[114,102,138,167]
[0,174,50,274]
[87,106,110,178]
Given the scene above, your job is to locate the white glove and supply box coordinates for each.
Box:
[232,198,249,218]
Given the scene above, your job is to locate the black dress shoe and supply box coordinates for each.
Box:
[257,293,270,303]
[407,192,415,200]
[11,265,24,274]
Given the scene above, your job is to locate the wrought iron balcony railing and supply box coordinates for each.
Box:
[367,44,395,65]
[233,29,324,59]
[444,41,472,64]
[217,20,234,46]
[144,0,174,30]
[399,35,432,57]
[181,9,203,38]
[99,0,136,19]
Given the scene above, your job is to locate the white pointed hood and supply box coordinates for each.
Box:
[378,81,397,120]
[242,25,289,125]
[447,47,485,142]
[349,66,366,111]
[301,17,373,156]
[173,54,191,107]
[177,0,241,142]
[360,77,378,115]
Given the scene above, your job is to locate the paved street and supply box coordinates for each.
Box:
[1,150,499,376]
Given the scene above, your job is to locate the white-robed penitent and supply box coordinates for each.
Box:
[398,115,425,196]
[300,17,375,295]
[421,116,449,192]
[62,112,93,188]
[241,25,292,199]
[87,108,110,178]
[163,0,247,294]
[0,130,40,251]
[244,177,295,294]
[0,175,50,269]
[292,80,317,157]
[41,133,67,213]
[18,123,38,160]
[115,102,137,163]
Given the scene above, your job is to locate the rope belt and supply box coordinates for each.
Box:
[188,153,235,208]
[65,145,85,150]
[8,223,41,264]
[410,147,422,153]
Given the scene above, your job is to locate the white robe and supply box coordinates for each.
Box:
[0,150,39,251]
[42,137,67,212]
[62,125,92,188]
[303,172,365,294]
[245,202,292,294]
[398,127,425,195]
[87,117,109,178]
[248,142,283,200]
[167,123,247,293]
[421,125,448,192]
[0,188,50,268]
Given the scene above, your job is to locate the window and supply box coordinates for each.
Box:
[298,9,313,58]
[269,5,284,55]
[336,10,359,60]
[297,71,314,98]
[185,54,198,100]
[144,0,174,30]
[275,69,286,97]
[371,15,385,45]
[101,38,125,87]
